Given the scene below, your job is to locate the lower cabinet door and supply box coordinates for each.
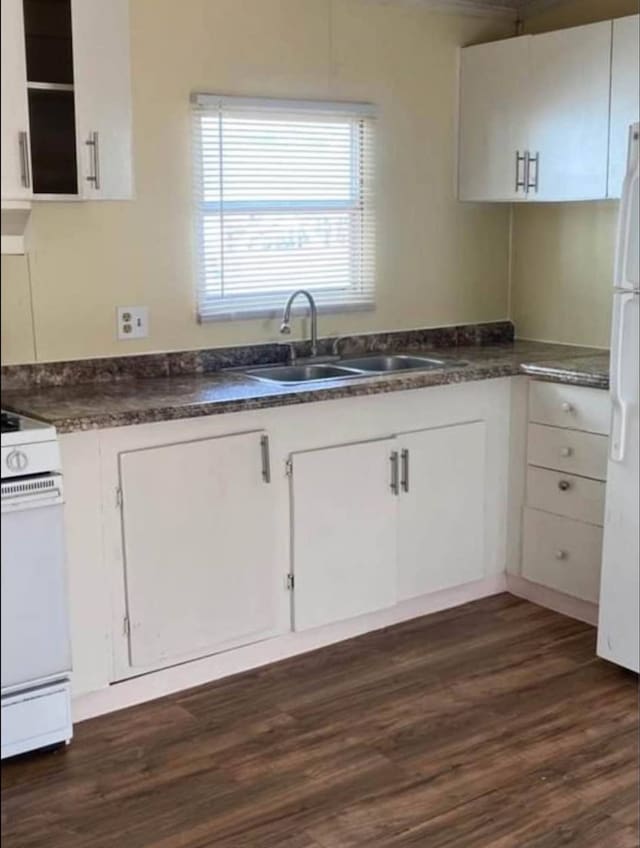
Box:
[120,431,278,669]
[398,421,487,600]
[291,438,398,631]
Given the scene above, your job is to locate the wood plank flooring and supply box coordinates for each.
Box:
[2,594,638,848]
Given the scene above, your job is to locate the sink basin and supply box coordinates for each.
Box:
[245,363,358,384]
[338,354,462,373]
[244,354,468,384]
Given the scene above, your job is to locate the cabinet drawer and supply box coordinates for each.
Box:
[1,682,72,759]
[522,509,602,603]
[529,382,610,435]
[526,466,606,526]
[527,424,608,480]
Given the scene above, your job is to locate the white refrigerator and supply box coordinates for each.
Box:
[597,123,640,673]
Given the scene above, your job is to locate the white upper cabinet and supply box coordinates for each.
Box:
[608,15,640,199]
[459,17,638,203]
[4,0,133,201]
[458,36,530,202]
[72,0,134,200]
[527,22,611,201]
[1,0,32,201]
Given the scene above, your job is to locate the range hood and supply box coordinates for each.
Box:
[1,201,32,255]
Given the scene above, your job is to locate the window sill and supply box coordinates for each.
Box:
[197,299,376,323]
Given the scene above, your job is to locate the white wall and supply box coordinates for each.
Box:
[1,0,514,365]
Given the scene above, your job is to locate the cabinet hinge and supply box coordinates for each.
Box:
[286,573,295,591]
[285,458,293,478]
[116,486,123,509]
[123,615,130,637]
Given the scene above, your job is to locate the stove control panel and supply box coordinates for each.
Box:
[1,441,61,480]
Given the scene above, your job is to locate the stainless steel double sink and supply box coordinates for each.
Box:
[244,354,467,385]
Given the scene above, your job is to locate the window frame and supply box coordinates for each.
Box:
[191,94,377,322]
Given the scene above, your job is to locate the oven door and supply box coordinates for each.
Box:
[1,475,71,691]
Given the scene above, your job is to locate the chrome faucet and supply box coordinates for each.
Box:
[280,290,318,359]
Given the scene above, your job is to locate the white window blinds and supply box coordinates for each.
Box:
[192,95,376,322]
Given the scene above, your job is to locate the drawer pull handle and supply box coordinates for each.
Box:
[560,447,573,458]
[558,479,572,491]
[555,550,568,561]
[561,402,574,413]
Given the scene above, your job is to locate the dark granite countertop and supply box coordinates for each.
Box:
[1,340,609,434]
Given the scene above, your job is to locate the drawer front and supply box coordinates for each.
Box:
[522,508,603,603]
[527,424,609,481]
[529,382,610,435]
[526,466,606,526]
[1,682,72,759]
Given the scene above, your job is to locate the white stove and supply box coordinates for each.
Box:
[1,410,60,477]
[1,409,73,759]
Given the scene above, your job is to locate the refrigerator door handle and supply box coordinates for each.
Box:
[610,291,636,463]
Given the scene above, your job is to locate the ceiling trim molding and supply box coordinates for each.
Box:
[363,0,571,18]
[362,0,519,20]
[520,0,567,15]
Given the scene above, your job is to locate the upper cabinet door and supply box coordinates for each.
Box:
[71,0,133,200]
[1,0,32,201]
[527,22,611,202]
[608,15,640,199]
[458,36,531,202]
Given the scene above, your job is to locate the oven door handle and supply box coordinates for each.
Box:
[1,475,64,512]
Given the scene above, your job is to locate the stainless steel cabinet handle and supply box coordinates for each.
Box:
[515,150,528,193]
[527,152,540,193]
[85,131,101,190]
[401,449,409,493]
[390,451,400,496]
[18,131,31,189]
[558,479,572,492]
[260,435,271,483]
[555,550,568,561]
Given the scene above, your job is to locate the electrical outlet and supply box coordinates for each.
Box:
[117,306,149,340]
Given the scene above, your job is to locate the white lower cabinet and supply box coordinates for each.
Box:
[397,421,486,600]
[63,379,514,706]
[290,419,489,630]
[290,438,398,631]
[521,382,609,604]
[119,431,278,669]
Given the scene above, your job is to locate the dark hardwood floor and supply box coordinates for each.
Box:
[2,594,639,848]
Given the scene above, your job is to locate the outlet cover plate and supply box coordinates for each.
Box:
[117,306,149,340]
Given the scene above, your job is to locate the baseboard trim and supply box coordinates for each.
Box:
[73,573,507,723]
[506,574,598,627]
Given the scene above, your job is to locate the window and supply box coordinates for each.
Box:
[192,95,376,321]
